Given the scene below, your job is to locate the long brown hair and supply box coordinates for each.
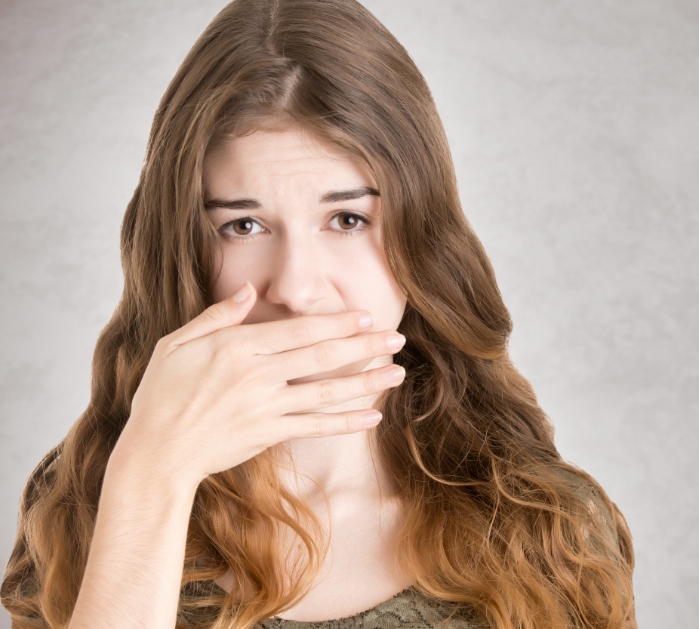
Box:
[2,1,636,627]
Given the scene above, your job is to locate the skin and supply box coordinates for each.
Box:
[67,124,411,629]
[203,124,412,619]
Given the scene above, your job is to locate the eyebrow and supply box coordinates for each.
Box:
[204,198,260,210]
[320,186,380,204]
[203,186,380,210]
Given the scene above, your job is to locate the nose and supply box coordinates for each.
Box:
[263,232,329,314]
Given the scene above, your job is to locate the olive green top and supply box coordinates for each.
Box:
[236,584,480,629]
[176,581,481,628]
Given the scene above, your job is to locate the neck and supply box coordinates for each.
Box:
[278,355,398,504]
[280,430,383,500]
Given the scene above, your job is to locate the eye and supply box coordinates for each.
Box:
[219,217,264,240]
[329,212,371,235]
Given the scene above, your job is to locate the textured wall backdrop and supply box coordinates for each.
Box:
[1,1,697,627]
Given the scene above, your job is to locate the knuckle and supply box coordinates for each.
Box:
[284,414,313,439]
[342,413,354,433]
[312,341,339,367]
[296,414,323,439]
[291,321,314,347]
[316,380,336,406]
[154,333,177,355]
[207,335,228,363]
[226,325,251,352]
[311,415,326,437]
[246,359,271,386]
[202,303,228,326]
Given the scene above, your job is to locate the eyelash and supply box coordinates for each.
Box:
[218,211,372,242]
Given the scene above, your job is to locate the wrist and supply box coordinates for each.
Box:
[105,435,202,504]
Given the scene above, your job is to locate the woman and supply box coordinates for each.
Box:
[1,0,636,627]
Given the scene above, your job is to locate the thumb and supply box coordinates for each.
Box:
[169,280,257,347]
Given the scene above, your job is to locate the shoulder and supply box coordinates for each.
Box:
[548,464,621,550]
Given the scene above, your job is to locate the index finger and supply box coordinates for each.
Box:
[238,310,375,355]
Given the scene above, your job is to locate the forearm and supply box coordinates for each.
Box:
[68,449,199,629]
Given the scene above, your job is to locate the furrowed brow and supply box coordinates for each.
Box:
[204,198,261,210]
[320,186,380,203]
[203,186,379,210]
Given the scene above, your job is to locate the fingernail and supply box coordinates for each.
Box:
[384,366,406,385]
[386,333,406,351]
[358,312,374,329]
[362,410,382,427]
[233,281,252,303]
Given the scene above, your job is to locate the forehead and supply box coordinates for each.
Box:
[204,126,375,191]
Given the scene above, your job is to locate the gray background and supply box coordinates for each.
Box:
[1,1,697,626]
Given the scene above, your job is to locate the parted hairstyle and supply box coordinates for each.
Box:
[1,1,636,628]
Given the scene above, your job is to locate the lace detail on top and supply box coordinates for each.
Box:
[253,587,481,629]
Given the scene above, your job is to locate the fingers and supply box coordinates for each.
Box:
[280,408,385,441]
[284,363,406,414]
[168,281,257,347]
[239,309,376,355]
[270,330,407,382]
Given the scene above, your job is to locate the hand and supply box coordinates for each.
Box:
[113,281,407,486]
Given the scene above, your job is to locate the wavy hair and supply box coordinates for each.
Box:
[2,1,636,627]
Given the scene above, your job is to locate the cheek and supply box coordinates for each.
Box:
[210,247,267,303]
[331,243,407,329]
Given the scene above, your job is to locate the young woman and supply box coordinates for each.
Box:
[1,0,637,628]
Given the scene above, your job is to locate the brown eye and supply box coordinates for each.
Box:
[232,218,254,235]
[338,214,359,230]
[330,212,370,235]
[219,217,263,241]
